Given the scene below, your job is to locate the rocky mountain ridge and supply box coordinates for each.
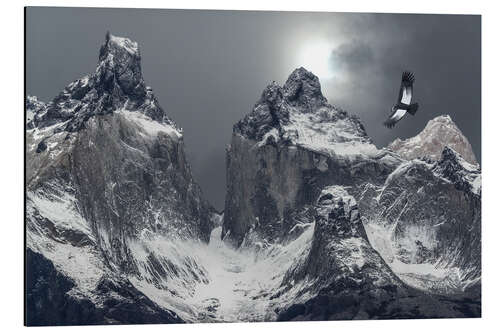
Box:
[28,32,176,132]
[223,67,399,247]
[26,35,481,325]
[222,67,481,318]
[26,33,215,325]
[388,114,478,165]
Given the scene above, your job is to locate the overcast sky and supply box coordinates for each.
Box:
[26,7,481,210]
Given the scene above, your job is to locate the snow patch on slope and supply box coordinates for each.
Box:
[117,110,182,139]
[109,34,139,55]
[28,232,106,295]
[26,183,105,295]
[364,219,471,294]
[282,108,377,158]
[29,188,92,237]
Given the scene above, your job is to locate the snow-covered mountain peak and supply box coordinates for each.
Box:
[282,67,328,112]
[26,34,217,324]
[234,67,374,158]
[27,32,180,137]
[101,32,140,57]
[432,114,453,123]
[388,114,478,165]
[96,32,144,96]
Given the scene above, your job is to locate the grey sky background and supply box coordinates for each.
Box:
[26,7,481,210]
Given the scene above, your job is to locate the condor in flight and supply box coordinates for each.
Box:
[383,71,419,128]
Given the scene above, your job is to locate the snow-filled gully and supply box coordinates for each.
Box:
[132,226,314,323]
[133,220,467,322]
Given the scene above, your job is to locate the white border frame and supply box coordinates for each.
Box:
[2,1,498,332]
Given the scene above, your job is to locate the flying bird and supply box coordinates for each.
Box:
[383,71,419,128]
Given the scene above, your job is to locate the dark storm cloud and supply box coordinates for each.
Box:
[330,40,374,73]
[26,8,481,210]
[322,14,481,157]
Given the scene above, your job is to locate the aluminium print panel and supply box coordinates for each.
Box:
[25,7,481,326]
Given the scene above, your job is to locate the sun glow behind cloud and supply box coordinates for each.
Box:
[295,39,335,80]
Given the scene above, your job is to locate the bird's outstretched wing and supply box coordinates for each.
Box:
[397,71,415,105]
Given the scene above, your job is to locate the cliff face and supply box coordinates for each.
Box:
[388,115,478,165]
[26,33,214,325]
[223,68,402,247]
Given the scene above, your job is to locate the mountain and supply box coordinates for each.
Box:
[223,67,400,247]
[274,186,473,320]
[360,146,481,295]
[222,67,481,319]
[388,115,478,165]
[26,36,481,324]
[26,33,215,325]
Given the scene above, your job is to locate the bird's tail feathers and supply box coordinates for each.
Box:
[383,119,395,128]
[407,103,419,115]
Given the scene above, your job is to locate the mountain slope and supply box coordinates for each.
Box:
[388,115,478,165]
[361,146,481,295]
[223,67,402,247]
[222,67,481,319]
[26,33,215,325]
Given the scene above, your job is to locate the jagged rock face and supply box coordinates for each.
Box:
[275,187,479,320]
[26,34,213,325]
[283,187,401,288]
[282,68,328,112]
[361,147,481,294]
[28,33,173,132]
[388,115,478,165]
[223,67,481,319]
[223,67,402,246]
[26,96,45,126]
